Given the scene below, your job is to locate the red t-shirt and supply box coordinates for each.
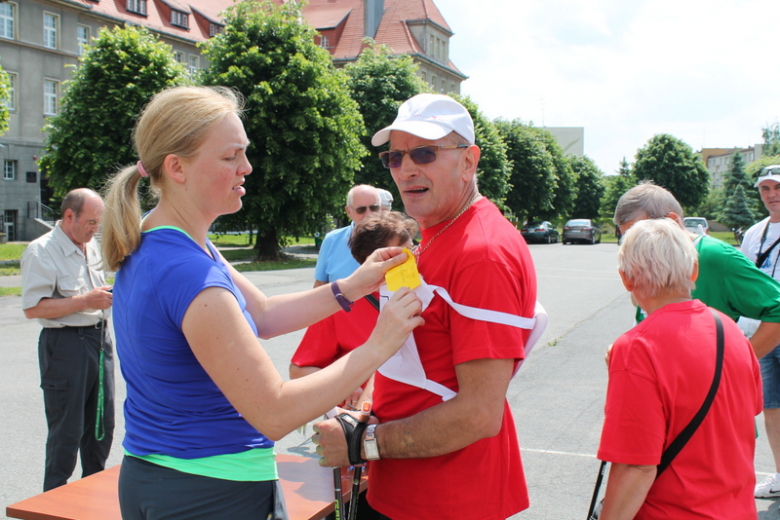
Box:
[598,300,762,519]
[291,297,377,369]
[368,198,537,520]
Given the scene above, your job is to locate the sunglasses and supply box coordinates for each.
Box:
[379,144,470,169]
[353,204,381,215]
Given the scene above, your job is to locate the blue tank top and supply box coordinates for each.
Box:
[114,227,274,458]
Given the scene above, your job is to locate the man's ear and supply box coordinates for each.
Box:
[163,154,186,184]
[461,145,481,181]
[62,208,75,224]
[691,261,699,283]
[667,212,684,227]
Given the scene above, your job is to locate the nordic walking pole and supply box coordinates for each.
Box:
[324,408,344,520]
[587,460,607,520]
[347,401,372,520]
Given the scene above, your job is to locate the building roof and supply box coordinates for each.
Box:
[296,0,462,75]
[71,0,235,44]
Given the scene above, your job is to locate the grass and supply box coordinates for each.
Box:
[233,257,316,272]
[208,234,316,248]
[0,286,20,296]
[0,243,26,260]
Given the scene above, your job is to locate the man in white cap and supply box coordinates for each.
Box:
[313,94,537,519]
[741,165,780,498]
[377,188,394,211]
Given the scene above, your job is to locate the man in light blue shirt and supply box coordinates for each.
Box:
[313,184,382,287]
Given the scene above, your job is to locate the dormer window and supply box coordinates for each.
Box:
[319,35,330,49]
[126,0,147,15]
[171,10,188,29]
[209,23,222,37]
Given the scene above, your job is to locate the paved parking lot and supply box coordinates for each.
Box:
[1,241,778,519]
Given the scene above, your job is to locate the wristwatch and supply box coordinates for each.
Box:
[363,424,380,460]
[331,281,354,312]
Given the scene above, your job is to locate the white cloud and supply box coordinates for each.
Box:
[440,0,780,175]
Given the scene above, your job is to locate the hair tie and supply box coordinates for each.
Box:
[137,161,149,178]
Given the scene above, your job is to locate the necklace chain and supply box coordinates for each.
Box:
[414,193,481,259]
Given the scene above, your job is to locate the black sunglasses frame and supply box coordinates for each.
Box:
[353,204,381,215]
[379,144,470,169]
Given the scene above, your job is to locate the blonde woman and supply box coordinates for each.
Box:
[101,86,423,519]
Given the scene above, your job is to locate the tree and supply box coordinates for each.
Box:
[0,61,10,137]
[39,25,187,198]
[722,185,758,231]
[722,152,752,194]
[201,1,366,259]
[531,127,576,221]
[601,157,636,220]
[495,119,556,222]
[763,122,780,157]
[451,94,511,208]
[633,134,711,211]
[344,42,428,208]
[569,156,605,220]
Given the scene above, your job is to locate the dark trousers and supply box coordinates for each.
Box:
[38,325,115,491]
[119,456,279,520]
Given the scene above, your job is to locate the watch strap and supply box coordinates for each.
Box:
[363,424,380,461]
[331,281,354,313]
[335,413,367,465]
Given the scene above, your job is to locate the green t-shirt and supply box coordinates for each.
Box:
[637,235,780,323]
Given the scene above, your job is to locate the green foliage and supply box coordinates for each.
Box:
[763,122,780,157]
[39,25,187,198]
[695,188,727,221]
[0,60,10,136]
[722,152,751,193]
[451,94,511,208]
[530,127,576,221]
[495,119,556,222]
[569,156,605,220]
[0,242,25,260]
[201,1,366,259]
[601,157,636,220]
[344,42,428,207]
[633,134,711,211]
[722,185,758,230]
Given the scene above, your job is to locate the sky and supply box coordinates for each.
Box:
[436,0,780,175]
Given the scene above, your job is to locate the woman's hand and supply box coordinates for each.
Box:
[367,287,424,358]
[339,247,410,302]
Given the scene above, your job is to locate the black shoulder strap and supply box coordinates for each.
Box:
[365,294,380,311]
[756,235,780,269]
[656,309,724,478]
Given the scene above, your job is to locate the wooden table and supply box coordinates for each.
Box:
[6,454,366,520]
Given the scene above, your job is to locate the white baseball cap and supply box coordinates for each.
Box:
[371,94,475,147]
[754,165,780,187]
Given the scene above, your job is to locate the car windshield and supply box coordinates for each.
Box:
[525,221,544,228]
[685,218,706,227]
[566,220,589,227]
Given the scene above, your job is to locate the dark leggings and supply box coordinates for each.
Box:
[119,455,277,520]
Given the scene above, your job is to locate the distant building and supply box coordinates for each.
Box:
[544,127,584,157]
[699,145,765,188]
[286,0,467,95]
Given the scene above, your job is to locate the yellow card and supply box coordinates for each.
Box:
[385,247,422,291]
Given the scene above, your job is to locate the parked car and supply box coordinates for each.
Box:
[520,221,560,244]
[562,219,601,244]
[683,217,710,235]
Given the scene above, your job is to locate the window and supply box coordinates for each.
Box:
[77,25,90,56]
[44,80,58,115]
[319,35,330,48]
[3,160,16,181]
[171,10,188,28]
[428,34,434,56]
[209,23,222,37]
[44,13,59,49]
[431,75,436,88]
[126,0,147,15]
[441,79,445,93]
[421,71,426,82]
[5,72,16,110]
[188,55,199,76]
[26,171,37,183]
[173,51,183,63]
[0,2,15,40]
